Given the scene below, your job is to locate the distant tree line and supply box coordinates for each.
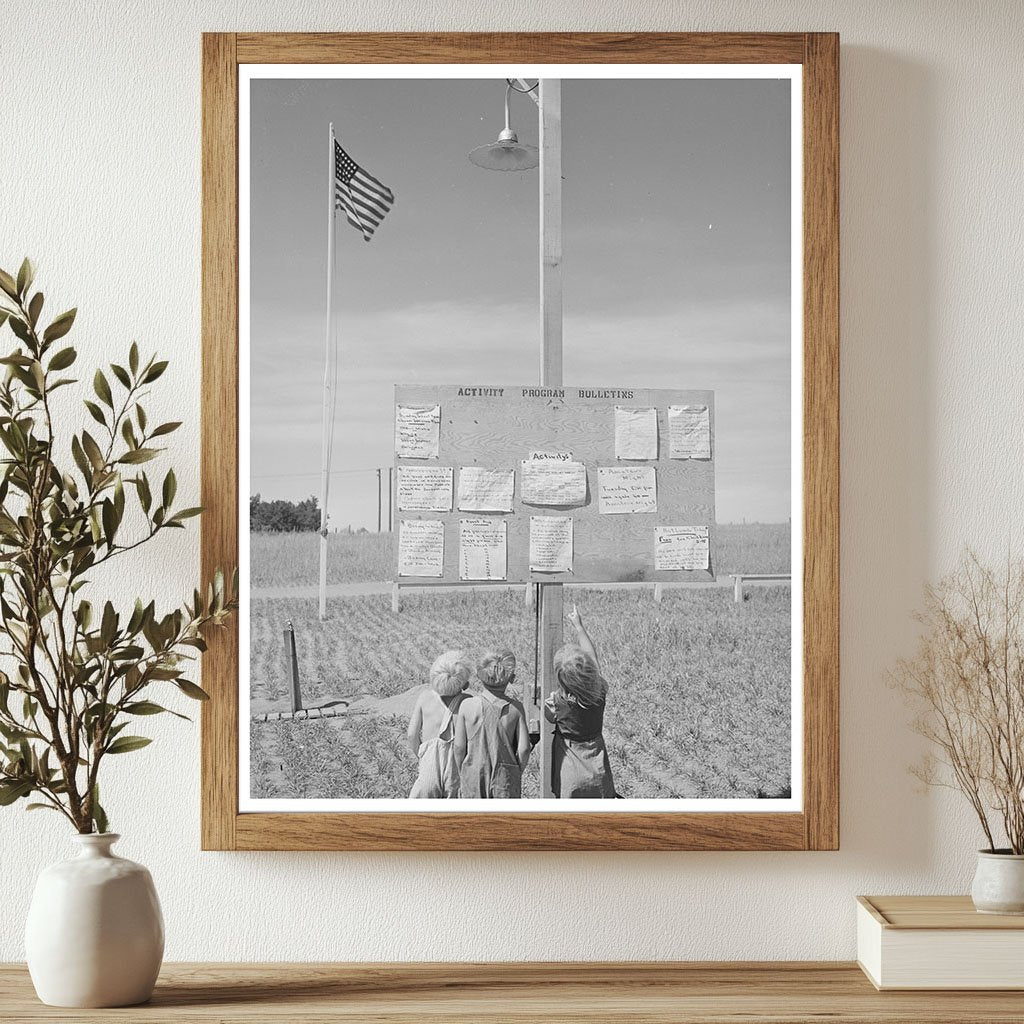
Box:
[250,494,322,533]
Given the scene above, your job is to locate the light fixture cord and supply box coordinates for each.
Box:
[503,78,539,134]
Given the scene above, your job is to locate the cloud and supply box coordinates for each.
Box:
[249,296,793,525]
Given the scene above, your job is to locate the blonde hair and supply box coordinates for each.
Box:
[553,644,606,708]
[430,650,471,696]
[478,649,516,690]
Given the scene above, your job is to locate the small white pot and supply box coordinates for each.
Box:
[971,849,1024,915]
[25,833,164,1007]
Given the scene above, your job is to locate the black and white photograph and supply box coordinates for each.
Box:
[241,65,802,809]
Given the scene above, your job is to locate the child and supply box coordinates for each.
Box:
[407,650,471,799]
[454,649,531,799]
[545,605,616,798]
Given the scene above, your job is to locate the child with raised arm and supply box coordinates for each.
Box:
[545,605,616,799]
[454,649,531,799]
[407,651,471,799]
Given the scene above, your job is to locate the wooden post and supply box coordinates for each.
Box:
[733,575,744,603]
[284,620,302,713]
[391,582,400,614]
[376,468,382,533]
[654,583,663,604]
[537,78,562,800]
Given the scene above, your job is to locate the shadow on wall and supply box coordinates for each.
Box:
[838,47,937,871]
[174,45,966,968]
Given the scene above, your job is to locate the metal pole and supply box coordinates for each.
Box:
[388,466,394,531]
[318,123,337,622]
[376,468,382,533]
[536,79,563,800]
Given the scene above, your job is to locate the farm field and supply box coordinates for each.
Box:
[249,521,791,588]
[249,583,791,801]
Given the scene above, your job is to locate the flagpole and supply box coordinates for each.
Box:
[318,122,337,621]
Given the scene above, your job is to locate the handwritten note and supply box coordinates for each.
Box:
[457,467,514,512]
[397,519,444,577]
[654,526,710,571]
[528,450,574,463]
[520,460,587,506]
[394,405,440,459]
[597,466,657,514]
[668,405,711,460]
[614,406,658,460]
[458,518,507,581]
[396,466,453,512]
[529,516,573,574]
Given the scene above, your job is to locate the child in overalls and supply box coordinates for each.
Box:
[454,649,531,799]
[407,650,471,798]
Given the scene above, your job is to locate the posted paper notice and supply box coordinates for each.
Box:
[398,519,445,577]
[394,404,440,459]
[458,518,507,581]
[668,405,711,460]
[396,466,453,512]
[614,406,658,460]
[529,516,573,574]
[597,466,657,514]
[457,467,515,512]
[654,526,710,571]
[520,460,587,506]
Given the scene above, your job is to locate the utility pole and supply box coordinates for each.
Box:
[536,79,562,799]
[471,77,563,797]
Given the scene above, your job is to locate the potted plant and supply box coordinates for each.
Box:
[0,260,236,1005]
[896,551,1024,913]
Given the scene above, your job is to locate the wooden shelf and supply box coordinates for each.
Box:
[4,962,1024,1022]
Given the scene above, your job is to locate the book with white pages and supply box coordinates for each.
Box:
[857,895,1024,990]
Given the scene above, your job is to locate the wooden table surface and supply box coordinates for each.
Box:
[3,962,1024,1023]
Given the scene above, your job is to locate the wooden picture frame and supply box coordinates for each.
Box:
[201,32,838,851]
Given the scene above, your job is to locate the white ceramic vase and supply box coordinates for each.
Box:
[971,850,1024,914]
[25,833,164,1007]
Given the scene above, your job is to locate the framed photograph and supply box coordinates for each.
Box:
[201,32,838,850]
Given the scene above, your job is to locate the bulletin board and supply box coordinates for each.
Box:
[393,384,715,585]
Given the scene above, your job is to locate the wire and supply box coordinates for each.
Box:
[506,78,539,94]
[251,467,384,480]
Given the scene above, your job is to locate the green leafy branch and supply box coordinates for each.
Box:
[0,259,236,833]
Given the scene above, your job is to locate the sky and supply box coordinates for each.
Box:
[249,75,793,529]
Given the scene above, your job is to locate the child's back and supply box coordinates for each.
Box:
[457,690,527,798]
[407,651,470,799]
[413,688,461,746]
[455,649,530,799]
[546,606,616,799]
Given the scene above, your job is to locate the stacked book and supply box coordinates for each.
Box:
[857,895,1024,989]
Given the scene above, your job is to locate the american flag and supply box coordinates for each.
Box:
[334,139,395,242]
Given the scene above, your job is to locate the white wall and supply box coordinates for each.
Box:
[2,0,1022,961]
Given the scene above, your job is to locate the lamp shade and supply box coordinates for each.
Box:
[468,128,539,172]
